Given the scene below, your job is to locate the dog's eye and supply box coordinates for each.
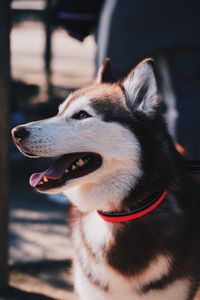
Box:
[72,110,91,120]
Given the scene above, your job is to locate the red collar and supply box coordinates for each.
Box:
[97,191,167,223]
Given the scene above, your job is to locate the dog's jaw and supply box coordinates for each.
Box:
[62,135,142,212]
[64,169,141,212]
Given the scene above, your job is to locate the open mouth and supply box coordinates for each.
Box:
[29,152,102,191]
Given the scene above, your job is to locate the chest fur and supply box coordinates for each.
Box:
[71,212,190,300]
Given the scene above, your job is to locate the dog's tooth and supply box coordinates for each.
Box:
[84,157,89,163]
[72,165,76,171]
[65,169,69,173]
[76,159,85,167]
[80,158,85,165]
[43,176,48,182]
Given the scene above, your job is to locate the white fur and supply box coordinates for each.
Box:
[58,95,92,117]
[73,212,190,300]
[123,61,159,116]
[75,263,190,300]
[17,95,142,211]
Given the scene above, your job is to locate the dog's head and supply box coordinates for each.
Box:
[12,59,165,211]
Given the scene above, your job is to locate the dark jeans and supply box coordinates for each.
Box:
[97,0,200,159]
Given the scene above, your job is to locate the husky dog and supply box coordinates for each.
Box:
[12,59,200,300]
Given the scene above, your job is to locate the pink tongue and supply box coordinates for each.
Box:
[29,169,64,187]
[30,172,48,188]
[29,155,76,187]
[29,164,66,187]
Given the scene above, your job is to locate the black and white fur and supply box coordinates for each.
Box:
[12,59,200,299]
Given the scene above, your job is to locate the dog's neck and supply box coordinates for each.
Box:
[65,171,140,212]
[97,190,167,223]
[65,174,169,220]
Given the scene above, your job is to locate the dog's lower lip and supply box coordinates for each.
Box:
[25,152,39,158]
[18,147,39,158]
[31,152,102,191]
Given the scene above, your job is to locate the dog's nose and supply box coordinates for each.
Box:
[12,126,29,144]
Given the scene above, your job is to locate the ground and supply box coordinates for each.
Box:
[9,159,75,300]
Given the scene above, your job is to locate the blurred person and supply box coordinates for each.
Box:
[97,0,200,161]
[51,0,103,41]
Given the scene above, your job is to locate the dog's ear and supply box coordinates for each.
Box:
[96,58,113,83]
[121,58,160,116]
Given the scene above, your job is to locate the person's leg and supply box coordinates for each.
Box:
[167,49,200,160]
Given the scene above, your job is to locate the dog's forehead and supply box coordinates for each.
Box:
[59,83,124,116]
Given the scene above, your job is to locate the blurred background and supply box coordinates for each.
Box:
[1,1,96,299]
[0,0,200,299]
